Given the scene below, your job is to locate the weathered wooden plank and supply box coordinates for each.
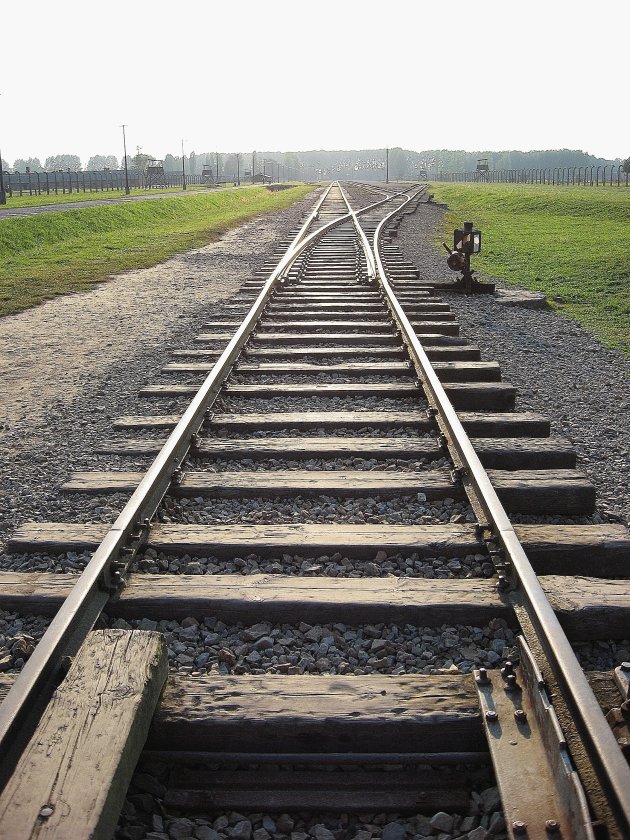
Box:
[473,436,577,469]
[233,361,500,383]
[0,572,508,626]
[439,382,515,410]
[110,410,549,435]
[2,571,628,639]
[236,361,412,374]
[239,333,401,345]
[62,469,462,499]
[98,435,443,459]
[169,345,483,363]
[488,469,596,515]
[164,768,469,812]
[137,467,605,513]
[411,322,460,336]
[245,346,409,358]
[112,410,433,431]
[9,522,628,576]
[539,575,630,639]
[149,673,484,753]
[96,435,574,470]
[112,414,182,430]
[515,524,630,575]
[7,522,479,558]
[0,630,167,840]
[139,381,515,410]
[140,382,421,398]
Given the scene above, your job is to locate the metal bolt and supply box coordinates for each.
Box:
[506,674,519,692]
[502,661,514,677]
[515,709,527,723]
[512,822,527,835]
[485,710,499,723]
[476,667,489,684]
[621,662,630,672]
[39,805,54,819]
[497,574,510,591]
[545,819,560,833]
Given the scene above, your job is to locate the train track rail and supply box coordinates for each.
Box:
[0,182,629,839]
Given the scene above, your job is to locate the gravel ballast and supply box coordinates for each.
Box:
[105,616,516,676]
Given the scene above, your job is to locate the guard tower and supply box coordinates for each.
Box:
[476,158,489,180]
[145,159,166,188]
[202,163,215,185]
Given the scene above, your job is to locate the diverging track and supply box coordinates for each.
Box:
[0,183,629,839]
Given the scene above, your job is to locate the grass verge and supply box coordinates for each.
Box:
[0,185,313,316]
[430,183,630,355]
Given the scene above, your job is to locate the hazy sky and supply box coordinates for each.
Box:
[2,0,625,164]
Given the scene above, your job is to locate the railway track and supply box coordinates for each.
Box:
[0,182,629,839]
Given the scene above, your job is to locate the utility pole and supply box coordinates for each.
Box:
[215,151,219,184]
[0,147,6,205]
[0,93,5,204]
[252,150,256,183]
[181,139,186,190]
[236,153,241,185]
[386,147,389,184]
[121,124,130,194]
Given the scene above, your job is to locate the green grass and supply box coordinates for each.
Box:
[1,183,218,208]
[429,183,630,355]
[0,185,313,316]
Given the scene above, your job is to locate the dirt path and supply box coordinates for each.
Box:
[0,196,313,427]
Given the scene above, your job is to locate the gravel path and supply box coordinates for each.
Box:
[395,201,630,525]
[0,191,318,552]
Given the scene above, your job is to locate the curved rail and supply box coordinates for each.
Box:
[0,182,413,788]
[366,191,630,837]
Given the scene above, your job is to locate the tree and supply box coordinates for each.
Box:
[623,157,630,174]
[132,152,152,170]
[388,147,407,180]
[224,153,238,181]
[188,150,197,175]
[12,157,43,172]
[164,154,179,172]
[86,154,119,170]
[44,154,81,171]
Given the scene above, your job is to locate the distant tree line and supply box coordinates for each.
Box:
[10,154,119,172]
[7,147,625,180]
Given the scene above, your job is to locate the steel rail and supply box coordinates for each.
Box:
[363,191,630,837]
[0,183,409,789]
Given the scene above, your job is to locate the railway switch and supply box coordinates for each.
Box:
[442,220,483,294]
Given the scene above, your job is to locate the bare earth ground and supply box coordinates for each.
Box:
[0,193,317,546]
[0,207,301,424]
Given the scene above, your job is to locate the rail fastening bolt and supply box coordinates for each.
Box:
[512,821,527,835]
[485,710,499,723]
[621,662,630,672]
[545,819,560,833]
[506,673,519,691]
[514,709,527,722]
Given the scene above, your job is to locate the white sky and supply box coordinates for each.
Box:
[2,0,625,164]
